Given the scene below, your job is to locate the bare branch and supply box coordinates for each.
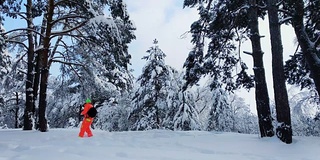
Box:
[279,16,292,25]
[16,12,28,22]
[276,0,284,7]
[243,51,253,56]
[256,4,267,9]
[2,28,43,38]
[17,68,28,75]
[50,21,87,38]
[69,64,84,84]
[51,59,84,67]
[50,14,87,26]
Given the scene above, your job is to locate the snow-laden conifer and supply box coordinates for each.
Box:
[129,39,171,130]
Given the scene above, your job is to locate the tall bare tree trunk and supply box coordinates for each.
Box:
[267,0,292,144]
[15,92,19,128]
[32,49,41,129]
[33,13,48,130]
[38,48,49,132]
[38,0,54,132]
[248,0,274,137]
[23,0,35,130]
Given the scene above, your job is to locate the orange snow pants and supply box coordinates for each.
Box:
[79,117,93,137]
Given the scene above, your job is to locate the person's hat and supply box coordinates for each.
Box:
[85,98,91,103]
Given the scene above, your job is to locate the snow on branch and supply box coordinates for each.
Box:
[6,40,28,50]
[2,28,43,38]
[279,16,292,25]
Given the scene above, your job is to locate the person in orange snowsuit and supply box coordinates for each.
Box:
[79,98,94,137]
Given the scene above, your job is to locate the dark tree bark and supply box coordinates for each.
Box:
[38,0,55,132]
[248,0,274,137]
[267,0,292,144]
[33,13,48,130]
[290,0,320,98]
[23,0,35,130]
[15,92,19,128]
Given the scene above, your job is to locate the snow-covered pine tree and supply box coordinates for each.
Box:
[163,68,184,130]
[173,90,201,131]
[129,39,171,131]
[46,76,83,128]
[0,53,25,129]
[206,88,232,131]
[95,94,131,131]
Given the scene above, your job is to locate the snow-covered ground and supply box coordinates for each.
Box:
[0,128,319,160]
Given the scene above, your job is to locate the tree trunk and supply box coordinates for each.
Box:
[33,13,48,130]
[15,92,19,128]
[33,50,41,129]
[38,49,49,132]
[23,0,35,130]
[267,0,292,144]
[248,0,274,137]
[291,0,320,98]
[38,0,54,132]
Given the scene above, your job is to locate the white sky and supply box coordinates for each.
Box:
[1,128,318,160]
[124,0,198,77]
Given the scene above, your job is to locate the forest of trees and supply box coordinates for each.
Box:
[0,0,320,144]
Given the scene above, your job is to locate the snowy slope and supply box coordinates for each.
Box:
[0,129,319,160]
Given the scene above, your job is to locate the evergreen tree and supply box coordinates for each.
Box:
[95,94,131,131]
[173,90,201,131]
[284,53,313,90]
[1,53,25,129]
[129,39,171,130]
[163,68,184,130]
[46,76,83,128]
[183,0,274,137]
[207,88,232,132]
